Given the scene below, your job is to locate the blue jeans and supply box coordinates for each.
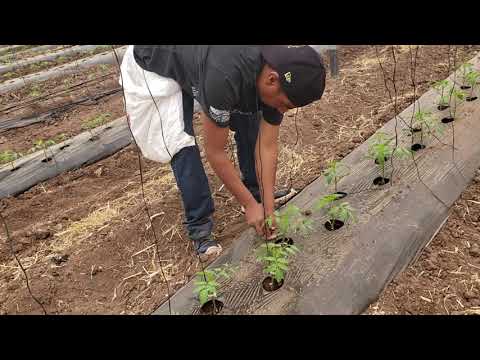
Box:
[170,91,260,242]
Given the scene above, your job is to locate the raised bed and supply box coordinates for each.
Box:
[0,45,104,75]
[0,116,131,198]
[0,46,126,95]
[154,53,480,315]
[0,45,64,64]
[0,87,120,132]
[0,45,35,58]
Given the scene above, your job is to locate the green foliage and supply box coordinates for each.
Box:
[365,132,411,178]
[29,84,42,97]
[82,113,111,131]
[460,63,474,83]
[193,264,236,306]
[256,242,299,283]
[412,110,444,140]
[465,70,480,92]
[266,204,313,239]
[327,202,356,227]
[99,64,110,74]
[433,79,451,107]
[323,159,349,192]
[314,193,341,212]
[29,134,65,162]
[0,150,22,169]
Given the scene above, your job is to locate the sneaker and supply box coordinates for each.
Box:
[193,237,222,260]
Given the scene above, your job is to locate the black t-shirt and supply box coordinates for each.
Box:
[133,45,283,128]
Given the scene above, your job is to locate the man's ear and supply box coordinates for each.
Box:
[266,70,280,86]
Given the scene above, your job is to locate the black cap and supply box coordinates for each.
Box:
[261,45,326,107]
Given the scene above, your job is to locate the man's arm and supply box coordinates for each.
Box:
[200,112,266,234]
[255,118,280,227]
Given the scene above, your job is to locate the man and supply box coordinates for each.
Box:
[120,45,326,259]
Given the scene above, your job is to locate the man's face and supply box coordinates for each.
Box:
[257,69,296,114]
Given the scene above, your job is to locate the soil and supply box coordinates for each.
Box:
[1,45,479,315]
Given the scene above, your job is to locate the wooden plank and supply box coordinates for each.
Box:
[154,52,480,315]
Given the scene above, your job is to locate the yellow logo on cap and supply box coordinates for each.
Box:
[284,72,292,83]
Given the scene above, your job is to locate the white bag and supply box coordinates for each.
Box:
[119,46,195,163]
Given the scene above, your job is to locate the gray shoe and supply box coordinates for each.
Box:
[193,237,222,260]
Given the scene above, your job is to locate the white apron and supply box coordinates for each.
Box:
[119,45,195,163]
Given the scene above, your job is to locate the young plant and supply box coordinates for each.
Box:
[0,150,22,170]
[323,159,349,194]
[256,241,299,287]
[81,113,111,139]
[432,79,451,110]
[29,84,42,97]
[459,63,474,88]
[266,203,313,242]
[325,202,356,231]
[464,70,480,100]
[411,110,444,148]
[314,193,342,212]
[193,264,236,311]
[99,64,110,74]
[31,138,56,161]
[447,86,466,119]
[365,132,411,184]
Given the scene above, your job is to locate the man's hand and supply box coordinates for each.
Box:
[244,201,265,235]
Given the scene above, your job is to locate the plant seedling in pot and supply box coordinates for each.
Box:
[256,241,299,292]
[432,79,451,110]
[193,264,236,314]
[459,63,474,89]
[0,150,22,171]
[464,70,479,101]
[366,132,411,184]
[325,202,356,231]
[410,110,444,151]
[266,203,313,245]
[445,86,466,122]
[323,159,350,198]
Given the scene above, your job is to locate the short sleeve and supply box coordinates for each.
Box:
[261,104,284,126]
[202,68,237,128]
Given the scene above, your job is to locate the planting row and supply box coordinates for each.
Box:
[0,45,120,80]
[0,46,126,95]
[155,55,480,315]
